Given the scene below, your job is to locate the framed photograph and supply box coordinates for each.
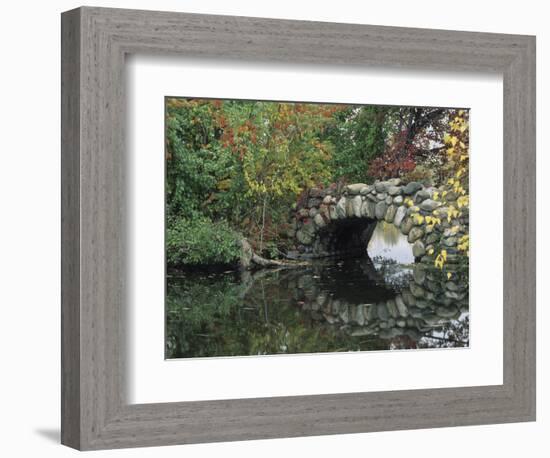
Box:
[61,6,536,450]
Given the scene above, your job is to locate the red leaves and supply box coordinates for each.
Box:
[369,129,418,179]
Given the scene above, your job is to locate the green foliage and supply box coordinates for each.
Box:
[165,98,461,264]
[165,98,343,258]
[166,216,241,267]
[323,106,388,182]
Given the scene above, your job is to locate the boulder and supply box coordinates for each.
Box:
[443,236,457,247]
[445,281,459,291]
[414,189,432,203]
[308,198,322,208]
[360,185,374,195]
[335,197,347,218]
[346,198,355,217]
[419,199,442,212]
[387,178,401,186]
[410,283,425,298]
[388,185,402,196]
[313,213,326,228]
[413,264,426,284]
[395,296,409,317]
[375,201,387,220]
[329,204,338,220]
[346,183,368,195]
[436,306,459,318]
[401,289,416,306]
[367,304,378,320]
[386,299,399,318]
[412,240,426,257]
[403,181,423,195]
[385,205,397,223]
[361,200,375,218]
[355,304,367,326]
[400,217,414,235]
[351,195,362,217]
[394,205,407,227]
[377,303,389,321]
[408,226,424,243]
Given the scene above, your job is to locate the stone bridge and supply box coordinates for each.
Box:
[290,179,468,261]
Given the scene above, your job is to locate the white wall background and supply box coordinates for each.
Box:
[0,1,545,456]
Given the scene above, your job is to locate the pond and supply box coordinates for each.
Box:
[166,222,469,359]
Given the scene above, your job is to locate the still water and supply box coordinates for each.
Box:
[166,222,469,359]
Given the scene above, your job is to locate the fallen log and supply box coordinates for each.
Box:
[240,239,309,270]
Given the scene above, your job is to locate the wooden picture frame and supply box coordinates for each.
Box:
[61,6,536,450]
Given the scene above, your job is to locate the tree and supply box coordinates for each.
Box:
[368,107,449,182]
[323,105,388,182]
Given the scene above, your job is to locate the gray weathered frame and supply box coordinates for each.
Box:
[61,6,536,451]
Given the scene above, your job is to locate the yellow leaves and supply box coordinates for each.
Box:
[446,206,460,223]
[460,154,468,162]
[425,215,442,231]
[434,249,448,269]
[444,132,460,147]
[447,272,452,280]
[216,178,232,191]
[433,191,439,200]
[413,214,425,225]
[427,248,434,255]
[457,195,469,209]
[457,234,470,253]
[405,197,414,207]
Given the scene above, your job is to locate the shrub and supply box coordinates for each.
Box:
[401,164,435,186]
[166,217,241,268]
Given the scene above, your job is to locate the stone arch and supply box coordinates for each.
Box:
[291,179,467,260]
[272,260,469,344]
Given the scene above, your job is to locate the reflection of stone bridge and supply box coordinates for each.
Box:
[290,179,468,260]
[278,259,469,346]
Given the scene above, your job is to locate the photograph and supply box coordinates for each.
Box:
[165,98,470,359]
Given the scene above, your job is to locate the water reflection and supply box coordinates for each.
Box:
[166,222,469,358]
[368,221,414,264]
